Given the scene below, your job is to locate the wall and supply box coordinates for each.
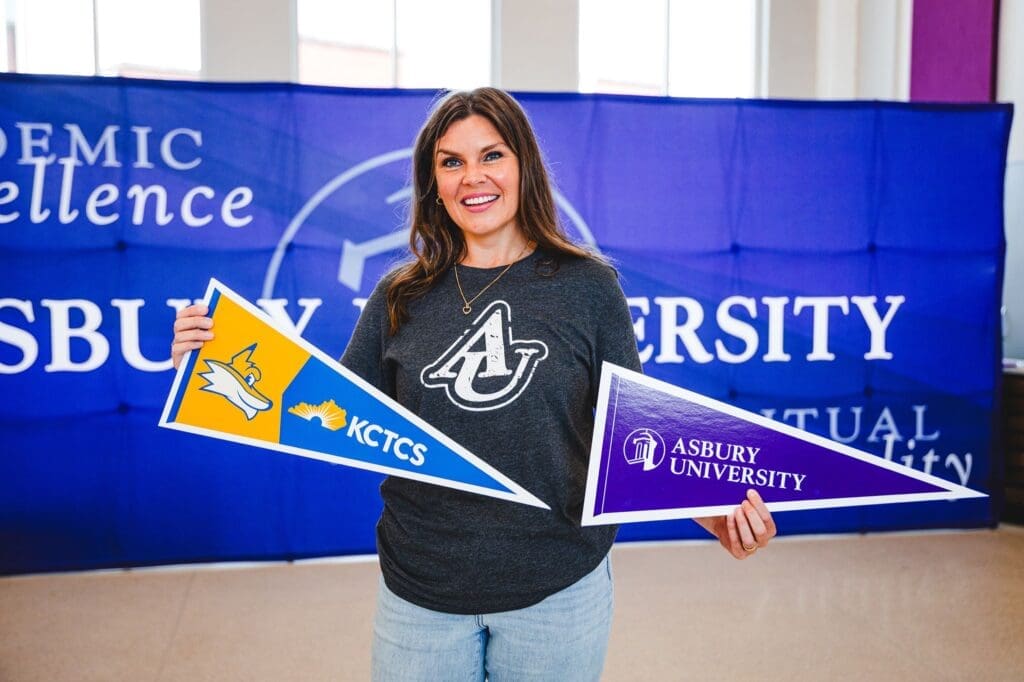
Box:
[764,0,818,98]
[856,0,912,99]
[771,0,911,100]
[910,0,997,102]
[196,0,913,100]
[201,0,296,81]
[199,0,579,90]
[494,0,578,91]
[194,0,1018,357]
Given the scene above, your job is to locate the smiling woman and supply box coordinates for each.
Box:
[170,87,777,682]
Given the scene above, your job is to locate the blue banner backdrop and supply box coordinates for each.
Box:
[0,74,1012,574]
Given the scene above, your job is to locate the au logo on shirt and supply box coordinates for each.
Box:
[421,300,548,412]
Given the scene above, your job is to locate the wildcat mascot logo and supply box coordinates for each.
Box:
[421,301,548,412]
[199,343,274,420]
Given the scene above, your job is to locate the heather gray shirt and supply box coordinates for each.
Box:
[341,250,642,614]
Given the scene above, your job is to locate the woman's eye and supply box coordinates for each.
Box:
[484,151,502,162]
[440,157,461,169]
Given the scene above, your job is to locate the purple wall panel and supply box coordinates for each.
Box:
[910,0,998,102]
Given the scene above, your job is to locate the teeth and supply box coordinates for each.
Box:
[463,195,498,206]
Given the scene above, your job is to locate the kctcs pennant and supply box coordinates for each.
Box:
[582,363,985,525]
[160,279,549,509]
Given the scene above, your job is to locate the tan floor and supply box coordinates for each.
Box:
[2,527,1022,681]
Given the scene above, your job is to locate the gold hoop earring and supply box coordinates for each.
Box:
[435,194,443,206]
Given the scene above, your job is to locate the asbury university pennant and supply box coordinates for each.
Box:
[581,363,985,525]
[160,279,548,509]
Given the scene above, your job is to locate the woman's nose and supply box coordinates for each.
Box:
[462,164,486,184]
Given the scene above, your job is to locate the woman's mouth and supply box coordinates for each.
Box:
[461,194,499,211]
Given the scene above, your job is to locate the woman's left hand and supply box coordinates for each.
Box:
[695,488,777,560]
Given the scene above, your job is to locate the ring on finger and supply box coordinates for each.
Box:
[742,543,757,553]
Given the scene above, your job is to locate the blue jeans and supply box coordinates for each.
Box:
[371,556,614,681]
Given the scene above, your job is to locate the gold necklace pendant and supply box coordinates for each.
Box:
[454,242,532,315]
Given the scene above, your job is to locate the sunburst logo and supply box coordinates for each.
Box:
[288,399,348,431]
[198,343,273,420]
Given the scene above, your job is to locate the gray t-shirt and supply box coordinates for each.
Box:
[341,249,642,614]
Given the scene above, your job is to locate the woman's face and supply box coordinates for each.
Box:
[434,114,521,244]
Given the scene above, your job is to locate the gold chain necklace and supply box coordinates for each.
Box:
[453,242,531,315]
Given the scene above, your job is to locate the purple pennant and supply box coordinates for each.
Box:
[582,364,986,525]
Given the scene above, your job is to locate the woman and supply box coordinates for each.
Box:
[172,87,776,681]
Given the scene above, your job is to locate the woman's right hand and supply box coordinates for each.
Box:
[171,304,214,369]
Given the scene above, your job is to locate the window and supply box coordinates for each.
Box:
[580,0,758,98]
[95,0,201,79]
[298,0,394,88]
[667,0,757,98]
[579,0,668,96]
[2,0,200,79]
[394,0,489,89]
[9,0,95,76]
[298,0,490,89]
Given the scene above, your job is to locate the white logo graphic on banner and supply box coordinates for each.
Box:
[421,301,548,412]
[623,428,666,471]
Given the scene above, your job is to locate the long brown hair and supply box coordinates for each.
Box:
[384,87,600,334]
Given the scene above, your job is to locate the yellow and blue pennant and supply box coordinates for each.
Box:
[160,279,548,509]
